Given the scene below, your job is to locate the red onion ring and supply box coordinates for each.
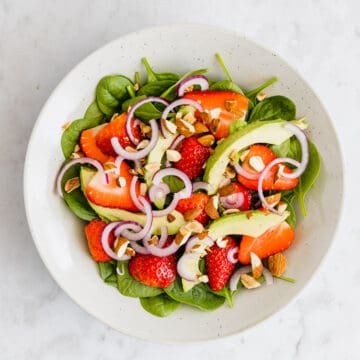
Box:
[185,235,214,253]
[234,162,260,180]
[229,265,252,291]
[130,176,144,211]
[151,193,181,217]
[101,222,132,261]
[143,236,180,257]
[56,157,107,198]
[227,246,239,264]
[158,225,168,248]
[111,119,159,160]
[114,156,124,176]
[220,192,245,209]
[129,241,150,255]
[161,99,203,138]
[192,181,213,194]
[263,267,274,286]
[148,183,170,204]
[126,97,169,144]
[176,75,209,97]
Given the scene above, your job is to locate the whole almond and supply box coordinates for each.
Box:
[183,208,203,221]
[205,196,219,220]
[268,253,288,276]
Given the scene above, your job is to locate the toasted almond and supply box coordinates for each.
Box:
[140,183,147,196]
[175,118,195,137]
[246,211,254,219]
[194,121,209,134]
[268,253,288,276]
[199,111,211,125]
[256,92,267,101]
[197,274,209,283]
[64,177,80,193]
[249,155,265,172]
[197,134,215,147]
[216,237,228,248]
[70,151,84,160]
[136,139,150,150]
[148,235,159,246]
[110,113,119,122]
[224,166,236,179]
[265,193,281,207]
[184,220,204,234]
[183,208,203,221]
[167,213,176,223]
[223,208,240,215]
[175,230,191,246]
[250,252,263,279]
[104,162,117,173]
[117,176,127,188]
[134,83,140,91]
[136,167,144,176]
[125,247,136,257]
[114,237,129,257]
[161,118,178,134]
[240,274,261,289]
[218,183,236,197]
[198,230,209,240]
[229,149,239,162]
[277,201,288,213]
[183,112,197,124]
[166,149,182,162]
[205,196,220,220]
[125,146,137,153]
[209,118,220,134]
[128,169,138,176]
[140,123,152,136]
[144,162,161,173]
[239,149,250,162]
[277,164,286,179]
[62,121,71,129]
[224,99,238,112]
[74,144,81,153]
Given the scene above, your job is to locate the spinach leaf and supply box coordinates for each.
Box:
[84,100,106,122]
[98,261,116,281]
[270,138,291,158]
[245,77,278,103]
[296,141,321,216]
[96,75,133,115]
[282,191,297,228]
[116,261,163,298]
[164,277,225,311]
[249,96,296,123]
[210,285,234,307]
[61,115,104,159]
[61,164,98,221]
[140,293,180,317]
[161,68,208,102]
[141,57,180,83]
[162,175,185,193]
[138,80,177,97]
[210,80,244,94]
[121,96,162,122]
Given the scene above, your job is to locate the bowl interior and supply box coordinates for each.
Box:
[24,24,343,342]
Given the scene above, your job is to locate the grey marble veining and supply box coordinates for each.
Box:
[1,0,359,358]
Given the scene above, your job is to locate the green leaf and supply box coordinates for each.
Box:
[61,116,105,159]
[116,261,163,298]
[296,141,321,216]
[162,175,185,193]
[98,261,116,281]
[138,80,177,97]
[210,285,234,307]
[248,95,296,123]
[270,138,291,158]
[121,96,162,122]
[245,77,278,103]
[282,191,297,228]
[229,119,247,134]
[210,80,244,94]
[164,277,225,311]
[141,57,180,83]
[84,100,106,122]
[140,293,180,317]
[96,75,133,115]
[215,53,233,82]
[61,164,98,221]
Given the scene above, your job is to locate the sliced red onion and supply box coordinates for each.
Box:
[227,246,239,264]
[101,222,132,261]
[126,97,169,144]
[281,123,309,179]
[151,193,181,217]
[192,181,213,194]
[111,119,159,160]
[176,75,209,97]
[143,237,180,257]
[229,265,252,291]
[148,183,170,204]
[258,157,301,214]
[161,99,203,138]
[220,192,245,209]
[158,225,168,248]
[129,241,150,255]
[130,176,144,211]
[114,221,142,237]
[263,267,274,286]
[56,157,106,198]
[234,162,260,180]
[121,197,153,241]
[165,135,185,167]
[185,235,214,253]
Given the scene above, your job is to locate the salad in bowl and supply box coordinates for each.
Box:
[56,54,320,317]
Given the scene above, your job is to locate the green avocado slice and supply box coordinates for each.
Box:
[80,167,186,235]
[204,120,295,194]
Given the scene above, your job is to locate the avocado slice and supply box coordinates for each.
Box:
[80,167,186,235]
[204,120,295,194]
[208,210,289,239]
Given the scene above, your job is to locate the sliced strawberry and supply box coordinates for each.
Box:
[205,236,238,291]
[238,221,295,264]
[183,90,249,139]
[128,251,176,288]
[85,160,140,211]
[174,136,210,180]
[84,219,115,262]
[237,144,298,191]
[95,113,142,156]
[80,124,109,163]
[176,192,210,225]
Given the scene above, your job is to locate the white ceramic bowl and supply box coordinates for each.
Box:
[24,24,343,342]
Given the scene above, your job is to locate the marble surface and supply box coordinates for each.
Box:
[0,0,359,358]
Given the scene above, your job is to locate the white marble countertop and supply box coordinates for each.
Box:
[1,0,359,358]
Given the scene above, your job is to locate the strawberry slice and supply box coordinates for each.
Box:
[205,236,238,291]
[80,124,109,163]
[95,113,142,156]
[183,90,249,139]
[84,219,115,262]
[238,221,295,264]
[85,160,140,211]
[128,251,176,288]
[237,144,298,191]
[176,192,210,225]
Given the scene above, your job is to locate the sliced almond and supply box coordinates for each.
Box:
[140,183,147,196]
[209,118,220,134]
[194,121,209,134]
[125,146,137,153]
[161,118,178,134]
[70,151,84,160]
[140,123,152,136]
[265,193,281,207]
[64,177,80,193]
[175,118,195,137]
[218,182,237,197]
[144,162,161,173]
[268,253,288,276]
[148,235,159,246]
[114,237,129,257]
[216,237,228,248]
[223,208,240,215]
[205,196,220,220]
[133,83,140,91]
[250,252,263,279]
[183,208,202,222]
[167,213,176,223]
[136,167,145,176]
[249,155,265,172]
[240,274,261,289]
[277,201,288,213]
[117,176,127,188]
[224,99,238,112]
[199,111,211,125]
[128,168,138,176]
[198,230,209,240]
[104,162,117,173]
[110,113,119,122]
[239,149,250,162]
[166,149,182,162]
[197,274,209,283]
[229,149,239,162]
[224,166,236,179]
[184,220,204,234]
[197,134,215,147]
[136,139,150,150]
[175,230,191,246]
[256,92,267,101]
[183,111,197,124]
[125,247,136,257]
[74,144,81,153]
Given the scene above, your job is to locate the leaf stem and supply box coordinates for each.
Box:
[215,53,233,81]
